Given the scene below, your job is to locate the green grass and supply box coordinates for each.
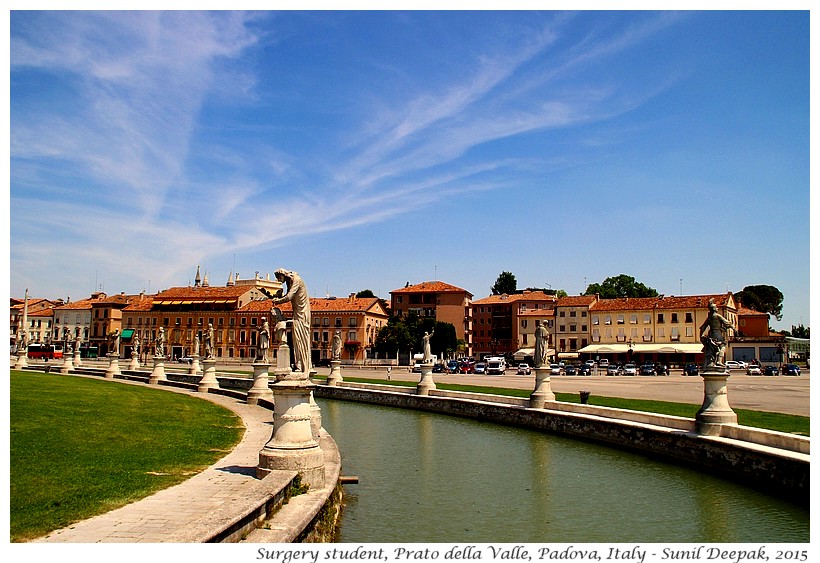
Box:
[315,375,810,436]
[10,370,244,542]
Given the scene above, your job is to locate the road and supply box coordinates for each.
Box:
[315,366,811,417]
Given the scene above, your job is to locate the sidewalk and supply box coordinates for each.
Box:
[33,384,293,543]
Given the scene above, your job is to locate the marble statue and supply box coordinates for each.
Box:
[272,268,312,374]
[422,329,434,363]
[534,320,548,368]
[259,318,270,362]
[272,307,288,344]
[108,329,120,356]
[155,327,166,357]
[331,329,342,361]
[700,299,734,370]
[193,332,200,356]
[130,334,137,356]
[204,323,215,359]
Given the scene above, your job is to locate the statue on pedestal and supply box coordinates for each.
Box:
[258,318,270,362]
[422,329,434,363]
[271,269,312,374]
[204,323,215,359]
[155,327,166,357]
[108,329,120,356]
[700,299,734,370]
[331,329,342,361]
[534,320,548,368]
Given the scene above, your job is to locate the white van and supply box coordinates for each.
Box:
[486,356,506,375]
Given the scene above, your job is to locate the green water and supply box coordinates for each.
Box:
[318,399,809,543]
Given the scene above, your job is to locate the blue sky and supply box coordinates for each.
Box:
[8,8,811,330]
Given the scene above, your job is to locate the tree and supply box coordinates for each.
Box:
[356,289,376,298]
[430,321,458,359]
[583,274,659,299]
[491,271,517,295]
[373,316,413,356]
[789,324,809,339]
[734,285,784,321]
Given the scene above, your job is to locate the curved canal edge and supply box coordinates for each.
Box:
[314,382,809,506]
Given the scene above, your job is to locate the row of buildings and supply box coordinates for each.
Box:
[10,270,806,367]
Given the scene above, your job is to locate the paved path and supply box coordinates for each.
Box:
[34,381,288,543]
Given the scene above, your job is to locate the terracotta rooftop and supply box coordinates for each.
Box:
[589,294,734,312]
[556,295,599,307]
[391,281,472,297]
[736,306,769,317]
[55,296,108,310]
[472,291,557,305]
[276,296,387,315]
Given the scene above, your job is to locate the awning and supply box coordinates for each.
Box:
[579,343,703,354]
[120,328,135,339]
[557,352,579,359]
[513,347,555,359]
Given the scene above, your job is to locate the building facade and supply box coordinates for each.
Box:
[390,281,473,356]
[472,290,558,359]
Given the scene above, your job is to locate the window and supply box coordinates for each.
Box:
[605,315,612,325]
[175,317,181,326]
[592,316,599,325]
[163,317,169,326]
[643,313,651,324]
[322,317,329,327]
[617,315,624,324]
[643,328,652,341]
[335,317,342,327]
[349,317,357,327]
[671,327,680,341]
[251,317,258,326]
[685,312,694,323]
[240,317,246,326]
[657,313,665,323]
[671,313,679,323]
[521,320,528,329]
[569,324,577,332]
[686,326,694,337]
[348,331,357,342]
[581,311,587,317]
[569,311,576,317]
[630,314,638,324]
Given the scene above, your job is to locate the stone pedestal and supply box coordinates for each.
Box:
[257,366,324,488]
[149,355,167,384]
[696,369,738,435]
[198,358,219,392]
[14,351,27,369]
[128,353,139,371]
[416,362,436,395]
[61,352,75,375]
[247,362,273,405]
[326,360,343,386]
[74,350,82,368]
[104,353,120,378]
[529,366,556,408]
[188,354,201,376]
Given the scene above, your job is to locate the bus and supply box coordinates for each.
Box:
[26,344,64,360]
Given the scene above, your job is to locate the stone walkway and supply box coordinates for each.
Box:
[33,381,294,543]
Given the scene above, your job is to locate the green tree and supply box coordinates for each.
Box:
[734,285,784,321]
[373,316,413,356]
[789,324,810,339]
[584,274,659,299]
[356,289,375,298]
[491,271,517,295]
[430,321,458,359]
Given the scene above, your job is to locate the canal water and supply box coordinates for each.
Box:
[317,399,809,543]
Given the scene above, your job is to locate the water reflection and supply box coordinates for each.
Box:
[318,399,808,543]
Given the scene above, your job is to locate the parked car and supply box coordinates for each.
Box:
[725,361,748,370]
[517,363,532,375]
[577,364,592,375]
[598,359,610,368]
[684,363,699,376]
[474,362,486,374]
[447,360,459,373]
[606,363,621,376]
[564,365,577,375]
[655,364,669,376]
[746,365,762,375]
[178,356,193,364]
[622,363,637,376]
[432,363,445,373]
[764,365,779,376]
[584,359,596,368]
[782,364,801,376]
[549,363,561,375]
[639,363,656,375]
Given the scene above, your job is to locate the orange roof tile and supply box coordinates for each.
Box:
[473,291,557,305]
[391,281,472,297]
[276,297,388,315]
[588,294,733,312]
[556,295,598,307]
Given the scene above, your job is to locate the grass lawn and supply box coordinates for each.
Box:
[9,370,244,542]
[314,375,810,436]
